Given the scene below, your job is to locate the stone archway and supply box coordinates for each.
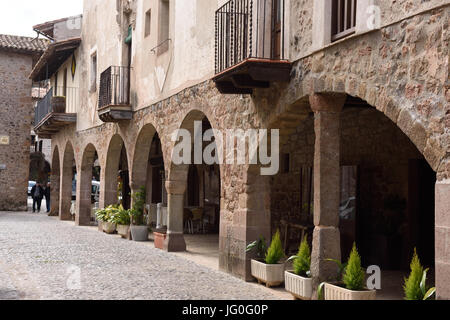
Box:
[130,124,158,198]
[102,134,130,209]
[61,141,76,221]
[76,143,98,226]
[50,146,60,217]
[166,110,223,253]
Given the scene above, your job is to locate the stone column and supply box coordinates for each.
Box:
[49,170,60,217]
[309,93,346,290]
[76,163,94,226]
[164,180,187,252]
[436,179,450,300]
[59,160,73,221]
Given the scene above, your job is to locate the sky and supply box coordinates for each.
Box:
[0,0,83,37]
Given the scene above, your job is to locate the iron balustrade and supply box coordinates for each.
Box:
[34,87,79,126]
[331,0,357,41]
[34,88,53,126]
[215,0,286,75]
[98,66,131,109]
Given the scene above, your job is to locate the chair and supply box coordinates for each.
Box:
[184,208,194,234]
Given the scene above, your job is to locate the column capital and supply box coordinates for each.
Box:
[309,93,346,113]
[165,180,186,195]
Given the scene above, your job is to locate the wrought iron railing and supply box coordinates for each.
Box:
[34,87,78,126]
[215,0,286,74]
[98,66,130,109]
[34,88,53,126]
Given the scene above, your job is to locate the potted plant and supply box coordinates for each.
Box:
[95,208,107,232]
[112,205,131,239]
[247,231,285,288]
[318,243,376,300]
[130,187,149,242]
[102,205,118,234]
[285,235,313,300]
[403,248,436,300]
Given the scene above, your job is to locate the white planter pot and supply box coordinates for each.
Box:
[251,259,285,288]
[130,225,149,242]
[324,283,376,300]
[117,225,130,239]
[102,222,116,234]
[97,221,103,232]
[285,271,313,300]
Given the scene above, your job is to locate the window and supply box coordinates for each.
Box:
[145,9,151,37]
[158,0,170,55]
[331,0,357,41]
[90,52,97,92]
[54,72,58,95]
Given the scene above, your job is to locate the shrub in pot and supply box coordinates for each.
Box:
[112,206,131,239]
[130,187,150,242]
[102,205,119,234]
[247,231,285,288]
[403,248,435,300]
[95,208,107,232]
[285,236,312,300]
[318,243,376,300]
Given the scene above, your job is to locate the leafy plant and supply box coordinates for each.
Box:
[404,249,436,300]
[111,206,131,226]
[130,187,146,226]
[265,230,284,265]
[343,243,365,291]
[317,243,364,300]
[287,235,311,277]
[246,236,268,260]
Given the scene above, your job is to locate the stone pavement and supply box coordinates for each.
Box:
[0,211,281,300]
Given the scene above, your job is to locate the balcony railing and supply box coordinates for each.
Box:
[34,88,54,126]
[215,0,286,75]
[99,66,130,109]
[34,87,79,126]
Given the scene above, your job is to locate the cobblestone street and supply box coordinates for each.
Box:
[0,211,280,300]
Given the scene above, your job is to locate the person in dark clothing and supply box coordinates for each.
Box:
[31,183,44,213]
[44,182,51,213]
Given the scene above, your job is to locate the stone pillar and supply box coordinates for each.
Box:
[164,180,187,252]
[100,166,118,209]
[60,158,73,221]
[309,93,346,291]
[436,179,450,300]
[76,162,94,226]
[49,170,60,217]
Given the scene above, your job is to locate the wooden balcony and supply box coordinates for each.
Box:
[98,66,133,122]
[34,88,77,138]
[213,0,292,94]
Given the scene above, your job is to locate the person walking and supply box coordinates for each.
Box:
[44,182,51,213]
[31,182,44,213]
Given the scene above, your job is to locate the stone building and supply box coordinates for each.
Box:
[0,34,48,211]
[32,1,449,298]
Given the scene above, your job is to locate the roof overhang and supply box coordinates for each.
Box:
[29,37,81,82]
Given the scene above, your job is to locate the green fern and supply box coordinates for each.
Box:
[343,243,365,291]
[292,235,311,277]
[404,249,425,300]
[265,230,284,264]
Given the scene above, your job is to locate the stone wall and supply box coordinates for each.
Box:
[0,51,34,211]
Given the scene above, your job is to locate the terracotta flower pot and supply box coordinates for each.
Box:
[324,283,376,300]
[154,232,167,250]
[102,222,116,234]
[285,271,313,300]
[251,259,285,288]
[117,225,130,239]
